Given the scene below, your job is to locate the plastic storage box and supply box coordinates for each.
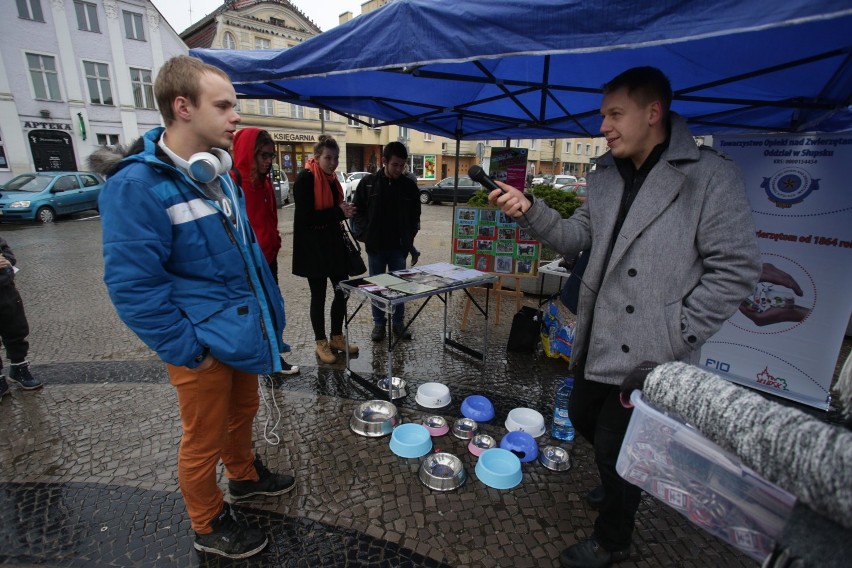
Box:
[616,391,796,561]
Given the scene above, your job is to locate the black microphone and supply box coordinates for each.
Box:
[468,165,504,193]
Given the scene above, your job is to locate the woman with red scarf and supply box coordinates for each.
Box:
[231,128,299,382]
[292,135,359,364]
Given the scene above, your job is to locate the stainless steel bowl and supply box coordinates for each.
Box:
[377,376,407,400]
[418,452,466,491]
[349,400,399,437]
[539,445,572,471]
[451,417,479,440]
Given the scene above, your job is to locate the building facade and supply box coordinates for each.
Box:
[0,0,187,183]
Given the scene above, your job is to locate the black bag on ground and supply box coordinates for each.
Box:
[341,223,367,277]
[507,306,543,352]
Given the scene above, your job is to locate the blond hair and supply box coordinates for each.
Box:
[154,55,231,125]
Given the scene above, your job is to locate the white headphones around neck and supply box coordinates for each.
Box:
[188,148,233,184]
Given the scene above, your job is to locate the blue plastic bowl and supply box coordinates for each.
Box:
[499,431,539,463]
[460,395,496,422]
[475,448,523,489]
[389,423,433,458]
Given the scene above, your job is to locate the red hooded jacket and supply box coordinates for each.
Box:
[231,128,281,264]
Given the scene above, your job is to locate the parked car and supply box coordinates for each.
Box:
[0,171,105,223]
[344,171,370,201]
[552,174,579,189]
[418,176,482,204]
[531,173,554,186]
[562,182,588,202]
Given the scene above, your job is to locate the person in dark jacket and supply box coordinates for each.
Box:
[352,142,421,342]
[0,236,43,399]
[231,127,299,383]
[92,55,294,560]
[292,134,359,364]
[489,66,760,568]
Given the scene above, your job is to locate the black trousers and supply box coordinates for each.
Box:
[306,274,347,341]
[0,285,30,372]
[568,368,642,552]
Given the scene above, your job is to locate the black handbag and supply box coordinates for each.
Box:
[341,222,367,277]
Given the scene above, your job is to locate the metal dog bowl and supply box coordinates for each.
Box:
[418,452,466,491]
[539,445,572,471]
[377,376,407,400]
[468,434,496,457]
[422,415,449,437]
[349,400,399,437]
[452,417,479,440]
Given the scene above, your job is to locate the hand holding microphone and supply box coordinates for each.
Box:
[468,165,530,219]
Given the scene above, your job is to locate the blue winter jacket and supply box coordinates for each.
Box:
[99,127,286,374]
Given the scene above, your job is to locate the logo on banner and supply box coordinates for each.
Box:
[761,168,820,208]
[755,367,789,391]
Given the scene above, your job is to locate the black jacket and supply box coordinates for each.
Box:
[291,169,348,278]
[352,169,420,255]
[0,236,17,288]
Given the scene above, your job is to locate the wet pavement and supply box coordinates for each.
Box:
[3,205,838,567]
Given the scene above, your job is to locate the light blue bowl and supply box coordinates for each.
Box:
[475,448,523,489]
[389,423,433,458]
[499,431,539,463]
[461,395,496,422]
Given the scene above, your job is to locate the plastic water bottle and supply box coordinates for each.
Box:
[552,377,575,441]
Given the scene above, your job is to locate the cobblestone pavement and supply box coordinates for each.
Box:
[4,205,840,567]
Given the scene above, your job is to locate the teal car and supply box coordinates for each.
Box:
[0,172,104,223]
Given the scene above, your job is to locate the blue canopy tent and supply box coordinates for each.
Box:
[190,0,852,140]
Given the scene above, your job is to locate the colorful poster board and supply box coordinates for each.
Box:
[452,206,540,276]
[488,147,528,192]
[701,133,852,409]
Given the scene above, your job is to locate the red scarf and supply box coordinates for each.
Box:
[305,157,343,210]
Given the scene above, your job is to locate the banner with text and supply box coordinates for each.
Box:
[702,133,852,409]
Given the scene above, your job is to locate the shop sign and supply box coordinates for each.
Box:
[272,132,317,143]
[24,121,72,131]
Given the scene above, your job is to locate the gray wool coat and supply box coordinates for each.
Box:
[521,114,761,385]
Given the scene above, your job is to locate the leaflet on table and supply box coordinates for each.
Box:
[387,281,440,295]
[416,262,489,282]
[364,273,408,286]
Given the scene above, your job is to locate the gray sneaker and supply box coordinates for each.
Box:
[9,362,42,390]
[193,503,267,559]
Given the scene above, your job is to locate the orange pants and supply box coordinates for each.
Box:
[167,359,260,533]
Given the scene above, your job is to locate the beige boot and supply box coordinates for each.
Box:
[329,334,359,355]
[315,339,338,364]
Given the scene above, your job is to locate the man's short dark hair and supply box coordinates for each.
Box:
[383,141,408,162]
[603,66,672,115]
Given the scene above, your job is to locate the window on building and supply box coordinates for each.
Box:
[84,61,112,105]
[26,53,61,100]
[269,17,285,26]
[74,1,99,32]
[291,104,304,119]
[594,145,600,156]
[321,109,332,121]
[423,132,432,142]
[369,116,380,129]
[129,68,155,109]
[348,116,361,127]
[585,144,591,155]
[255,37,271,49]
[530,139,537,150]
[259,99,274,116]
[223,32,236,49]
[123,10,145,40]
[576,143,582,154]
[96,133,119,146]
[17,0,44,21]
[408,155,435,179]
[566,141,571,153]
[399,126,409,140]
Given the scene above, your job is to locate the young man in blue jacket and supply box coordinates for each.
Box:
[94,55,293,559]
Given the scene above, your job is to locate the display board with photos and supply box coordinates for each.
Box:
[452,207,540,277]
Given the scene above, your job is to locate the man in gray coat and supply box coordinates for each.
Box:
[489,66,761,568]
